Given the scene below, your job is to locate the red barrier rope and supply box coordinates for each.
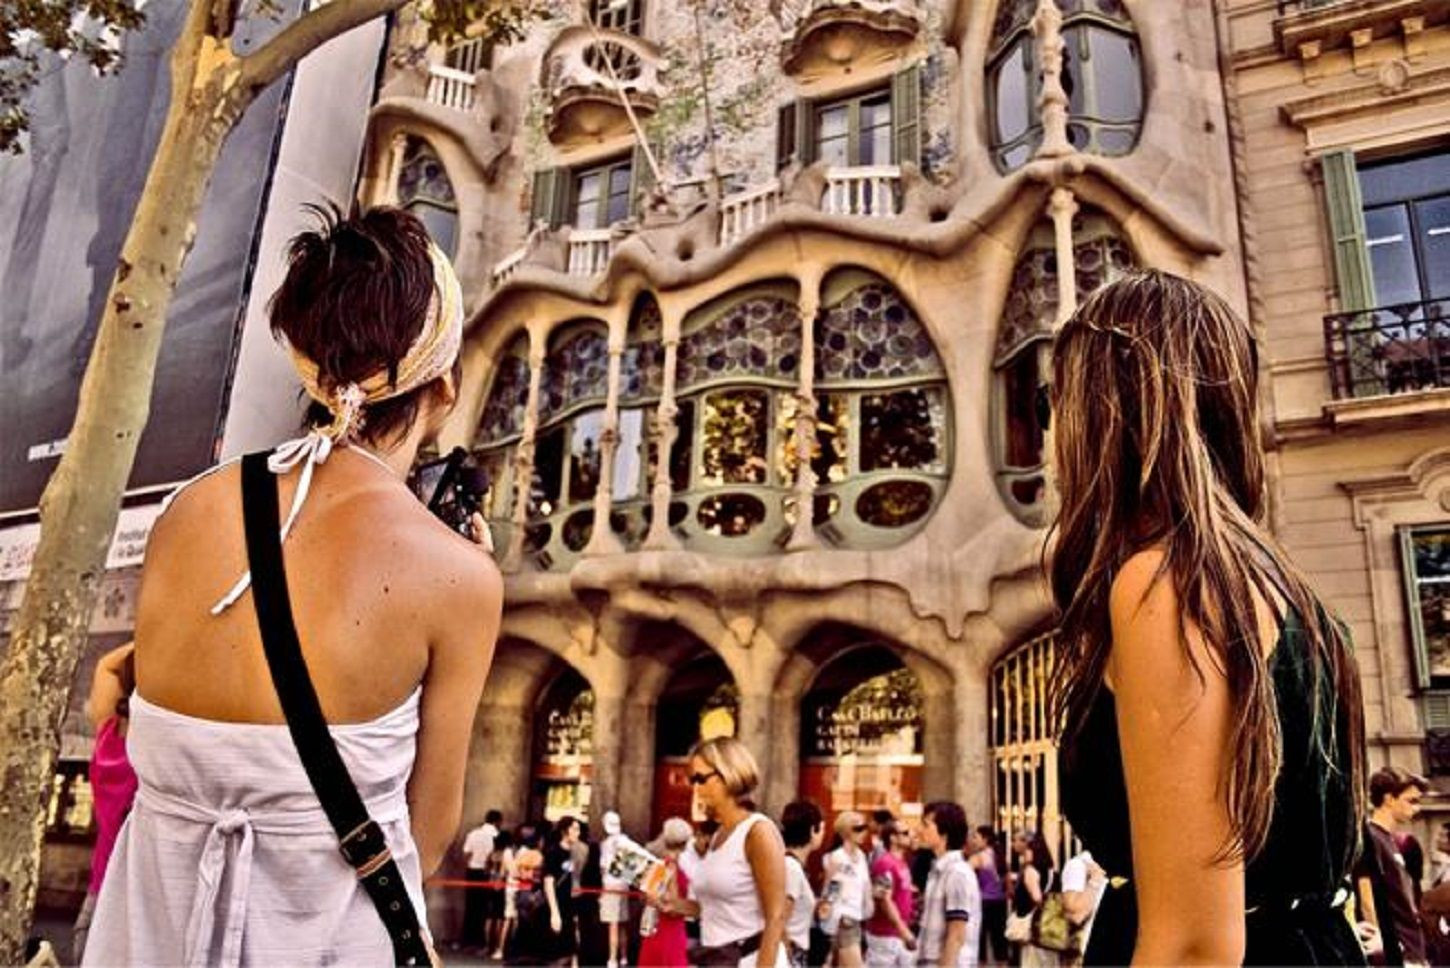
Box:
[426,879,650,899]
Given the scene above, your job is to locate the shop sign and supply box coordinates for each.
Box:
[0,503,163,583]
[543,690,594,762]
[805,670,923,759]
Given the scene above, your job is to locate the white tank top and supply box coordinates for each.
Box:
[693,812,770,947]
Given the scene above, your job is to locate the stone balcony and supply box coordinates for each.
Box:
[1274,0,1450,60]
[781,0,923,74]
[543,26,663,144]
[490,164,915,289]
[371,59,514,177]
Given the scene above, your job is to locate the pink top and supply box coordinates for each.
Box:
[87,716,138,895]
[865,851,915,938]
[638,863,691,967]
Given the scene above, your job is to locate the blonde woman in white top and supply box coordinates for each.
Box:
[823,810,873,967]
[662,737,788,966]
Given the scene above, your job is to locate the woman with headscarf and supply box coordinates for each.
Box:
[82,206,502,967]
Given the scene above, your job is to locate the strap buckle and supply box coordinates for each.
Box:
[339,819,393,878]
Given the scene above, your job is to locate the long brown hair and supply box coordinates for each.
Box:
[1046,270,1365,864]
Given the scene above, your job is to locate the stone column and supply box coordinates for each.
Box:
[1032,0,1073,159]
[786,280,822,551]
[463,700,534,826]
[616,693,658,835]
[762,691,801,817]
[735,690,774,797]
[950,670,990,827]
[643,304,684,550]
[1049,187,1079,324]
[584,315,627,556]
[385,131,410,205]
[589,689,628,829]
[504,332,547,570]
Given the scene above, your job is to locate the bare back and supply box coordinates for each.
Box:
[134,449,492,725]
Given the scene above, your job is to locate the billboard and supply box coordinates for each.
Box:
[0,0,298,512]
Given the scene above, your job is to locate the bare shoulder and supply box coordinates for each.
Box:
[746,815,785,852]
[1108,547,1173,624]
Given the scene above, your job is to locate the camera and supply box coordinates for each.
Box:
[413,446,490,538]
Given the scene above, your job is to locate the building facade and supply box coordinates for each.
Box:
[1223,0,1450,796]
[363,0,1251,892]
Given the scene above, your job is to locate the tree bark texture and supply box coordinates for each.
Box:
[0,0,407,958]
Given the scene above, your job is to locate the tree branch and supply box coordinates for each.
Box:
[239,0,410,92]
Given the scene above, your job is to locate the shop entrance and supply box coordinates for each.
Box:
[652,653,737,832]
[799,643,923,830]
[530,666,594,822]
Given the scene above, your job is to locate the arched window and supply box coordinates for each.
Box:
[611,294,666,549]
[672,282,802,551]
[809,270,950,545]
[993,210,1135,523]
[988,0,1144,172]
[473,333,531,554]
[397,137,459,255]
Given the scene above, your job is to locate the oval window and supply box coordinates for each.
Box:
[563,510,594,551]
[855,480,934,528]
[697,493,767,537]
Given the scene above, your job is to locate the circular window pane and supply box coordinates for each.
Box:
[855,480,935,529]
[563,510,594,551]
[524,522,553,553]
[697,493,767,537]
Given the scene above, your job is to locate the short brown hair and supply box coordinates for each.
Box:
[269,203,450,446]
[1369,766,1428,807]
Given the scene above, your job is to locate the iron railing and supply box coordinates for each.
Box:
[1324,296,1450,399]
[1276,0,1352,14]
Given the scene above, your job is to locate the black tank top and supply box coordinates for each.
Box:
[1058,610,1366,965]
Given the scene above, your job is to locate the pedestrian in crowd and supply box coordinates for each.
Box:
[780,800,824,967]
[543,815,583,966]
[1430,823,1450,891]
[659,736,787,966]
[1059,850,1107,954]
[868,810,895,865]
[72,642,139,963]
[81,206,501,966]
[640,817,696,967]
[491,830,519,960]
[1357,767,1430,966]
[601,810,633,968]
[1009,831,1056,968]
[865,820,916,967]
[1419,863,1450,967]
[822,810,873,966]
[918,802,980,968]
[1403,831,1429,906]
[679,819,719,946]
[578,830,610,965]
[463,810,503,950]
[1049,270,1368,965]
[508,828,550,964]
[967,826,1008,967]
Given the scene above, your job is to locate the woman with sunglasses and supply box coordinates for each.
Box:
[821,811,873,967]
[659,737,788,966]
[1050,271,1366,964]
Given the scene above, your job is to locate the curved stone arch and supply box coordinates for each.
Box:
[360,116,476,208]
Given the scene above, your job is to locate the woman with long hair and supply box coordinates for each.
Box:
[82,206,502,966]
[659,737,788,966]
[1009,831,1057,968]
[1049,270,1366,964]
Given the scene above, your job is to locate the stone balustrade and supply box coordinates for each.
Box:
[823,165,902,218]
[567,228,615,276]
[719,180,783,247]
[425,64,477,113]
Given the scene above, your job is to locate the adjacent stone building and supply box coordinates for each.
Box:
[362,0,1255,882]
[1222,0,1450,796]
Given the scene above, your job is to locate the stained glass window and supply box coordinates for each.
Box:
[477,336,531,446]
[398,138,458,255]
[678,295,800,391]
[622,298,666,402]
[860,388,947,473]
[697,493,767,537]
[816,283,943,385]
[539,327,609,423]
[777,394,849,485]
[856,479,935,528]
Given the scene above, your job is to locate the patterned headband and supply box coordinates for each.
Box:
[286,240,465,440]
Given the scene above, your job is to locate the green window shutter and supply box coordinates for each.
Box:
[1321,148,1377,312]
[892,62,922,167]
[629,140,658,215]
[796,98,815,166]
[776,103,797,172]
[530,168,564,228]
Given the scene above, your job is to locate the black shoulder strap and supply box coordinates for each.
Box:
[240,451,433,966]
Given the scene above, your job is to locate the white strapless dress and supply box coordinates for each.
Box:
[82,688,425,967]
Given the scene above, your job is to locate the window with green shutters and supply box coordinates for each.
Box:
[1403,525,1450,692]
[1320,148,1377,312]
[775,63,922,172]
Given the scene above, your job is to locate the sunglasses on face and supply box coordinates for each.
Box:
[853,825,868,834]
[1035,383,1052,432]
[688,770,719,786]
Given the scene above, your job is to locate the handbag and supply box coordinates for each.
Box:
[1004,910,1033,943]
[1031,872,1086,954]
[241,452,437,967]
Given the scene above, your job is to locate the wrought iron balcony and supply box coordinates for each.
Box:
[1324,297,1450,399]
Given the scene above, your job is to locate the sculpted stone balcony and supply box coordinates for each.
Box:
[782,0,923,74]
[543,27,663,144]
[1274,0,1450,60]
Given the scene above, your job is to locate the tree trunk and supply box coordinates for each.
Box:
[0,7,245,958]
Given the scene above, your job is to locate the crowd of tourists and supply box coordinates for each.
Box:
[49,204,1445,967]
